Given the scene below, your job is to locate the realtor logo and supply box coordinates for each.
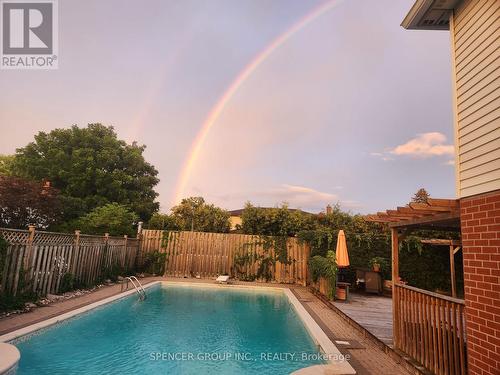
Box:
[1,0,58,69]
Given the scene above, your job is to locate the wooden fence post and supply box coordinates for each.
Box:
[104,233,109,267]
[71,230,80,276]
[137,222,143,239]
[22,225,36,294]
[450,245,456,298]
[123,235,128,270]
[136,222,143,270]
[303,243,310,287]
[391,228,400,349]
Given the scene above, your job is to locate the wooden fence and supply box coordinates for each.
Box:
[139,230,310,284]
[394,284,467,375]
[0,227,139,296]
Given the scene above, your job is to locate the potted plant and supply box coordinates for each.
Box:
[369,257,388,273]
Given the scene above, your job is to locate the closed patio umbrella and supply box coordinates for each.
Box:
[335,230,349,268]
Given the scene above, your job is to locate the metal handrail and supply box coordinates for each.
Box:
[125,276,146,300]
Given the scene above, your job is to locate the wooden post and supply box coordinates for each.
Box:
[123,235,128,269]
[137,222,143,239]
[71,230,80,275]
[450,245,456,298]
[391,228,400,348]
[23,225,36,292]
[103,233,109,276]
[136,222,143,270]
[391,228,399,283]
[303,243,310,287]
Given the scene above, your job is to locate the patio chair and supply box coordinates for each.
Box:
[216,275,230,284]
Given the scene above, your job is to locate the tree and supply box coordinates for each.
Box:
[0,176,61,229]
[412,188,430,204]
[170,197,230,233]
[147,213,180,231]
[12,124,160,223]
[77,203,138,237]
[240,202,315,236]
[0,155,14,176]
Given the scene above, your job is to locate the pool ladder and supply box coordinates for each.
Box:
[125,276,147,301]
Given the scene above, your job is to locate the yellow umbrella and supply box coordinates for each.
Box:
[335,230,350,268]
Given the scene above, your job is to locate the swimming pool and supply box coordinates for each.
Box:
[6,283,345,375]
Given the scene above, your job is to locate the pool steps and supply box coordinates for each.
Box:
[125,276,147,301]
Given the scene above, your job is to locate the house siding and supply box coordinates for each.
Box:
[451,0,500,198]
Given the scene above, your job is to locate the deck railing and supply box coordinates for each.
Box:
[394,283,466,375]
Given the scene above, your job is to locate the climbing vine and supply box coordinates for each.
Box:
[234,235,290,281]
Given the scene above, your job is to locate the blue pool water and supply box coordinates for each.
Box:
[13,284,324,374]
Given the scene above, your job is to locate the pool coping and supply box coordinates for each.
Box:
[0,281,162,343]
[0,281,355,374]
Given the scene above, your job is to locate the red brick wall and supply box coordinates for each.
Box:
[460,189,500,375]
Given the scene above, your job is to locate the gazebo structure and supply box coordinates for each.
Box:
[367,198,466,375]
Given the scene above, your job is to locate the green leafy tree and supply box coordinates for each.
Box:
[77,203,138,236]
[0,155,14,176]
[12,124,159,223]
[171,197,230,233]
[147,213,180,231]
[412,188,430,203]
[241,202,315,236]
[0,176,62,229]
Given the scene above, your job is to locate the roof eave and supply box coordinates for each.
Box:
[401,0,435,29]
[401,0,463,31]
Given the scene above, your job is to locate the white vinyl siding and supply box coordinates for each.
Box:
[452,0,500,198]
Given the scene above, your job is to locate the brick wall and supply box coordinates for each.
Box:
[460,189,500,375]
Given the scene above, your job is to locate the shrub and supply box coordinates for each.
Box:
[102,263,125,282]
[59,273,75,293]
[142,251,167,275]
[309,250,337,299]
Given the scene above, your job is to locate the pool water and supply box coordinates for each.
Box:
[13,284,324,374]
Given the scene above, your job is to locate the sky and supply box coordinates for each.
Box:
[0,0,456,214]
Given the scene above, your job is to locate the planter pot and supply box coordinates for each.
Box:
[336,288,347,301]
[372,264,380,273]
[383,280,392,290]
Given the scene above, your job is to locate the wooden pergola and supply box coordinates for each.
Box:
[366,198,462,296]
[366,198,466,375]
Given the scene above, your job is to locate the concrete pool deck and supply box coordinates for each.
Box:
[0,277,413,375]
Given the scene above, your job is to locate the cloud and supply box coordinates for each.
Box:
[257,184,360,211]
[207,184,360,212]
[277,184,337,202]
[390,132,454,158]
[371,132,454,163]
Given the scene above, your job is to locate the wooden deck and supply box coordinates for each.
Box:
[334,293,394,347]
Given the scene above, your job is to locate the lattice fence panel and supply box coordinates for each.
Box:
[0,229,30,244]
[1,228,140,296]
[33,231,74,246]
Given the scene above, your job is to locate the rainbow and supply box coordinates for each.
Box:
[173,0,342,204]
